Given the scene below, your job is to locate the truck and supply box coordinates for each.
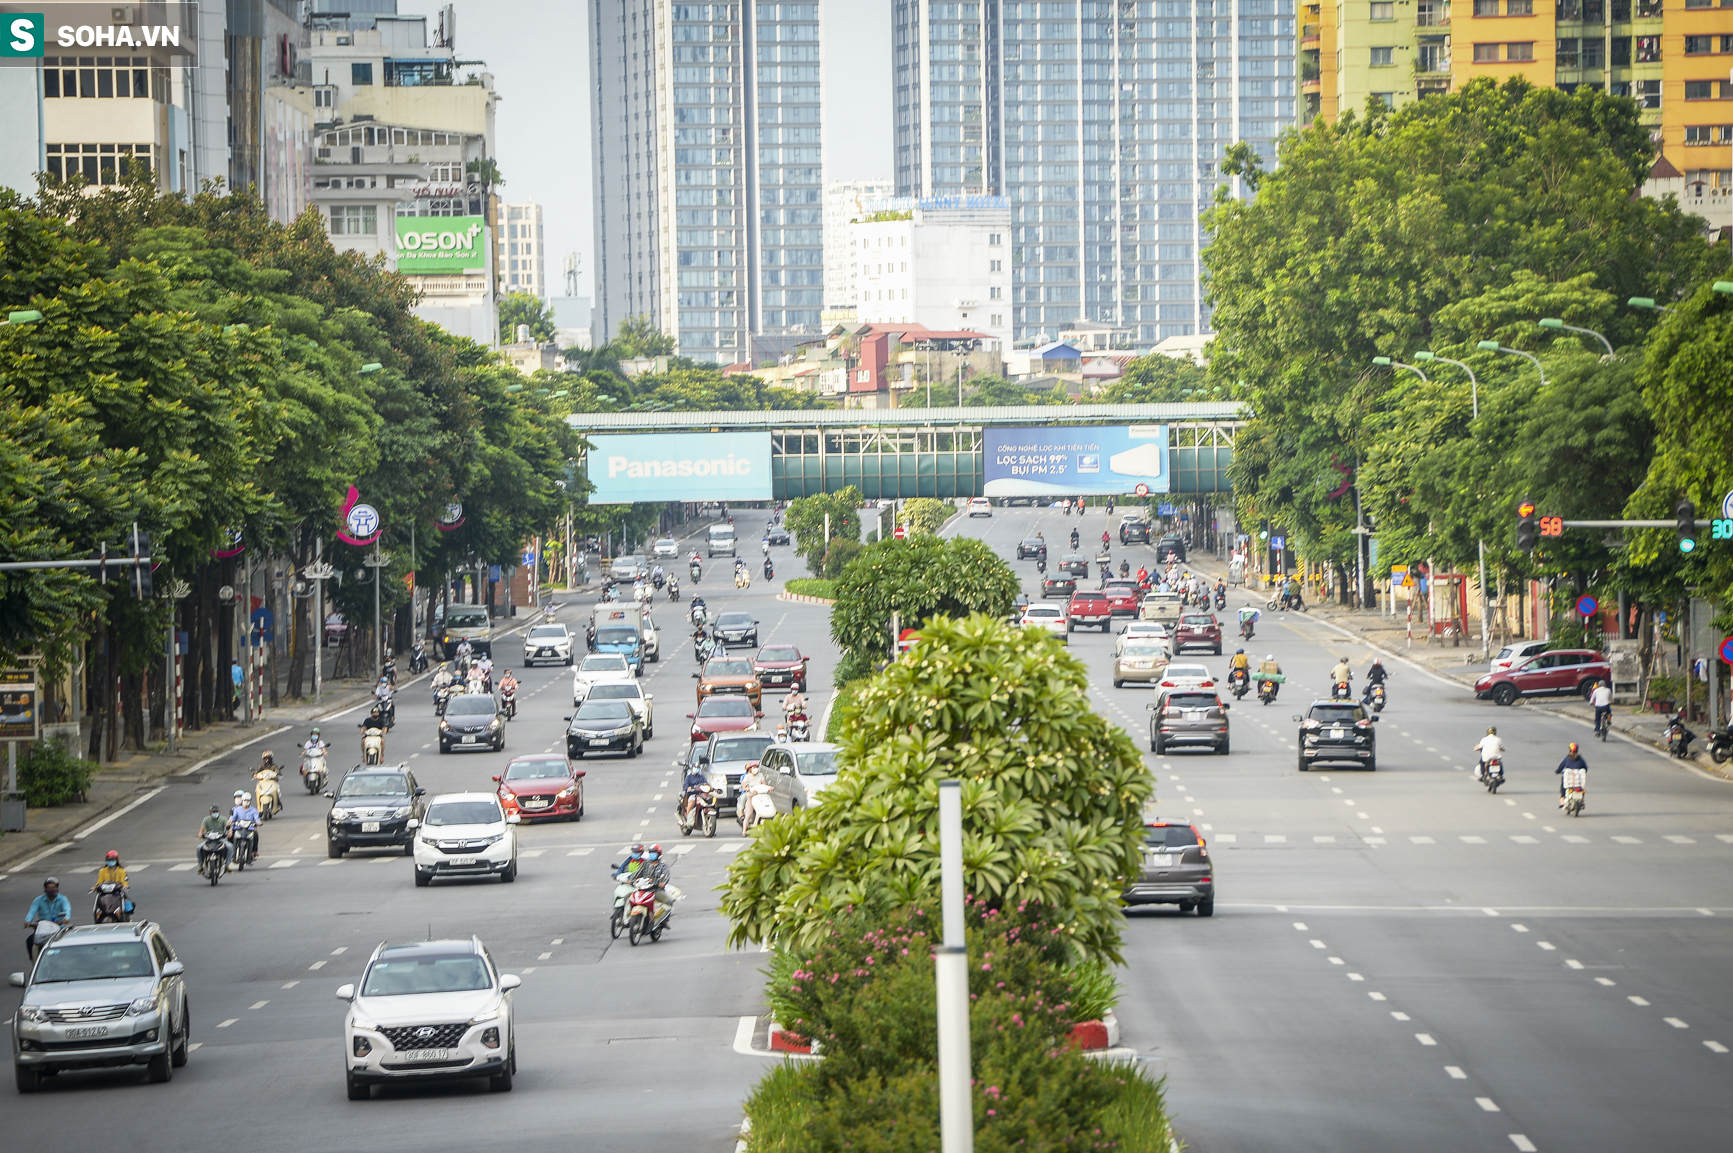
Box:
[1139,592,1187,627]
[1067,589,1114,633]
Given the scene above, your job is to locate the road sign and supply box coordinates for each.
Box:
[0,670,39,741]
[1721,636,1733,664]
[1157,502,1176,515]
[1270,536,1286,550]
[1134,484,1150,496]
[1722,490,1733,520]
[489,565,503,582]
[249,607,274,640]
[1576,595,1599,618]
[893,524,906,540]
[522,550,536,567]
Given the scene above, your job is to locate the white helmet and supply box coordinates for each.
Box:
[1265,654,1275,661]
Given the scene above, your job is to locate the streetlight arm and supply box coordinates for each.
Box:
[1541,320,1614,356]
[1479,342,1547,390]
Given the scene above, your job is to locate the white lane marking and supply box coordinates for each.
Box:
[1410,836,1435,844]
[421,743,431,750]
[1511,836,1539,844]
[1665,1017,1689,1029]
[1523,812,1536,820]
[1310,940,1327,949]
[74,786,168,840]
[1511,924,1529,933]
[1565,960,1584,970]
[1347,973,1364,982]
[1595,978,1616,986]
[1718,835,1733,844]
[317,859,343,866]
[567,848,594,856]
[551,938,564,945]
[1328,957,1345,966]
[538,952,552,960]
[1265,834,1287,843]
[217,1018,238,1028]
[1476,1098,1501,1112]
[1368,992,1387,1001]
[1510,1136,1537,1152]
[640,820,651,826]
[1628,996,1651,1006]
[1415,1033,1437,1045]
[1366,836,1387,844]
[71,866,97,874]
[1698,909,1715,916]
[281,981,299,989]
[520,850,544,858]
[1391,1011,1411,1021]
[1612,836,1643,844]
[1537,942,1556,951]
[170,863,196,871]
[309,961,326,970]
[1562,835,1589,844]
[1707,1041,1729,1053]
[269,859,297,869]
[520,967,535,974]
[672,844,696,855]
[1314,835,1336,843]
[1331,787,1343,794]
[331,946,348,955]
[1292,922,1308,930]
[187,1042,202,1051]
[732,1015,760,1056]
[1445,1065,1467,1079]
[249,1000,269,1010]
[718,842,745,853]
[1460,836,1487,844]
[10,842,74,872]
[1215,833,1237,843]
[653,794,665,801]
[1357,813,1370,820]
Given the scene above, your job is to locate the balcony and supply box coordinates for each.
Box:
[1301,22,1321,47]
[1302,77,1322,94]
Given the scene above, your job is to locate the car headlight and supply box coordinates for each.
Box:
[351,1015,377,1033]
[126,993,159,1016]
[489,717,503,729]
[18,1006,45,1022]
[439,719,450,730]
[390,806,411,818]
[482,834,504,847]
[615,726,635,737]
[469,1009,502,1028]
[557,785,578,799]
[700,683,713,692]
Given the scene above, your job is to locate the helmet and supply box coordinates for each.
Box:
[105,850,119,862]
[648,844,662,855]
[260,751,274,763]
[239,792,252,804]
[1568,742,1579,754]
[311,727,321,736]
[630,842,644,854]
[1487,726,1497,735]
[210,805,220,814]
[233,790,245,799]
[1266,654,1275,661]
[1236,648,1244,655]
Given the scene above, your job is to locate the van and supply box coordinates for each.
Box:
[708,524,737,558]
[591,622,644,674]
[440,603,491,658]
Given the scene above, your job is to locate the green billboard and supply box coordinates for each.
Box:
[394,215,487,275]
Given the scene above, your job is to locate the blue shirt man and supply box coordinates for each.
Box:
[230,797,262,854]
[26,879,72,959]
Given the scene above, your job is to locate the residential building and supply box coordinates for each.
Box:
[550,295,595,349]
[590,0,824,362]
[849,195,1013,352]
[824,177,894,307]
[498,203,546,295]
[893,0,1299,345]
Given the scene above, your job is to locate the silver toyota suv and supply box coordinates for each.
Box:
[10,921,191,1091]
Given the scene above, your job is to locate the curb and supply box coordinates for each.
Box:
[777,591,836,606]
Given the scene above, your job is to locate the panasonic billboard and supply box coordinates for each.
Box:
[585,432,772,504]
[983,425,1170,497]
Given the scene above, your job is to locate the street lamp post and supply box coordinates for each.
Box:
[1414,351,1489,658]
[1537,318,1613,356]
[1476,340,1546,389]
[364,545,393,685]
[1371,355,1428,383]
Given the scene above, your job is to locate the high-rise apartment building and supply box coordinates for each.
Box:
[824,177,895,308]
[590,0,824,363]
[498,203,547,296]
[894,0,1298,345]
[851,195,1014,350]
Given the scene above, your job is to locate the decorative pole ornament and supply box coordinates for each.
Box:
[211,526,245,558]
[436,501,465,532]
[337,486,384,546]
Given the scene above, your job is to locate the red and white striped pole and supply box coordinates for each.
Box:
[173,646,183,744]
[252,638,265,719]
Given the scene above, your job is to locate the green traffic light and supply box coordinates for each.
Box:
[1680,538,1696,554]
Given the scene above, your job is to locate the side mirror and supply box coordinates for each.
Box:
[686,713,695,719]
[9,972,26,987]
[323,791,335,799]
[160,960,185,978]
[506,814,521,825]
[414,787,427,797]
[1370,715,1380,722]
[491,775,501,782]
[691,673,700,679]
[335,984,356,1002]
[499,974,522,992]
[406,818,420,830]
[563,715,572,722]
[1291,715,1303,723]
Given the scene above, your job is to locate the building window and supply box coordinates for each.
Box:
[990,286,1003,299]
[1370,47,1395,66]
[990,314,1003,327]
[1635,37,1660,63]
[989,259,1002,271]
[1417,0,1449,23]
[1637,79,1661,108]
[1473,42,1500,61]
[44,143,150,184]
[42,58,152,100]
[1372,91,1395,106]
[1685,125,1733,144]
[1369,1,1394,18]
[1611,37,1631,66]
[1635,0,1661,13]
[314,86,336,108]
[1419,41,1451,71]
[988,232,1002,245]
[351,62,373,86]
[1685,36,1712,55]
[1472,0,1498,14]
[1684,80,1714,99]
[1506,0,1533,12]
[328,205,377,235]
[1507,41,1534,61]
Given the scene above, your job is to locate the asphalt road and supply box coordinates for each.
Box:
[6,505,1731,1153]
[947,506,1733,1153]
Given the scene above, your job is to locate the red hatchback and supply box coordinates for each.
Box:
[1102,580,1142,616]
[1474,649,1609,706]
[493,754,585,822]
[687,695,763,743]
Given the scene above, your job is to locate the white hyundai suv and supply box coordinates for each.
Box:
[411,793,520,886]
[522,623,572,667]
[336,937,519,1099]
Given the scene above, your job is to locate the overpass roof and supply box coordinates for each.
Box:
[566,402,1247,431]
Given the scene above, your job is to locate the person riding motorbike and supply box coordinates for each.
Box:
[252,752,283,813]
[761,537,771,558]
[1257,653,1283,701]
[784,689,808,720]
[1590,682,1613,738]
[1070,528,1080,549]
[1282,575,1303,610]
[499,670,519,718]
[1102,530,1112,549]
[1036,555,1047,575]
[1227,648,1251,693]
[230,791,261,858]
[739,761,772,832]
[25,877,72,961]
[1473,726,1506,782]
[1119,559,1131,578]
[431,662,454,694]
[361,700,392,733]
[668,575,681,601]
[1556,742,1588,804]
[652,563,665,586]
[1329,657,1353,699]
[680,764,712,827]
[637,844,675,921]
[454,638,474,664]
[476,654,494,691]
[1238,604,1258,639]
[1362,659,1389,704]
[303,728,328,760]
[89,850,132,920]
[197,805,232,874]
[612,843,647,880]
[763,555,775,580]
[464,663,486,694]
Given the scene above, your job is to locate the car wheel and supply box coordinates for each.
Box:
[327,839,345,859]
[1366,759,1377,772]
[500,860,517,884]
[1152,735,1164,755]
[571,750,583,760]
[1492,684,1519,707]
[565,656,573,666]
[1219,740,1230,756]
[523,662,532,669]
[1298,756,1309,772]
[646,727,654,740]
[171,1004,190,1067]
[1578,678,1600,701]
[346,1072,370,1101]
[16,1063,42,1092]
[147,1046,172,1083]
[414,868,431,887]
[1197,897,1215,917]
[438,743,449,754]
[489,1043,515,1092]
[1214,645,1221,655]
[403,840,414,856]
[1113,678,1124,688]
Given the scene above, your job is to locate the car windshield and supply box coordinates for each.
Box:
[576,702,632,722]
[424,800,501,826]
[758,647,801,662]
[796,750,841,776]
[1144,824,1199,848]
[587,683,641,700]
[338,774,408,797]
[1182,615,1215,627]
[1106,582,1140,592]
[705,660,754,677]
[656,538,675,547]
[711,736,775,763]
[445,696,496,716]
[1123,642,1166,656]
[581,656,628,673]
[1166,693,1218,709]
[505,759,569,780]
[699,698,754,717]
[361,955,491,997]
[1130,624,1168,635]
[445,607,487,629]
[596,627,639,645]
[1309,705,1368,723]
[32,940,154,983]
[717,613,753,627]
[528,626,566,639]
[1166,666,1210,678]
[1025,607,1061,618]
[1023,538,1043,546]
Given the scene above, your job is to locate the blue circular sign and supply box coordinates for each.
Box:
[1721,636,1733,664]
[1576,595,1598,618]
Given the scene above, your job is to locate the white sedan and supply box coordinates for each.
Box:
[1153,662,1218,692]
[1115,621,1171,657]
[573,654,635,705]
[1019,604,1069,643]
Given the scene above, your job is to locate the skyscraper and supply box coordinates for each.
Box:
[498,203,547,297]
[893,1,1298,345]
[590,0,824,362]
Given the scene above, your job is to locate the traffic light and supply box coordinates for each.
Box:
[1676,499,1697,554]
[1516,500,1537,552]
[127,527,152,598]
[1258,519,1270,542]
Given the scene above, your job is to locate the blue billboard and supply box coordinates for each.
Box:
[585,432,772,504]
[982,425,1170,497]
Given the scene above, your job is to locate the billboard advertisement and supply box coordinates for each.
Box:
[394,215,487,274]
[983,425,1170,497]
[585,432,772,504]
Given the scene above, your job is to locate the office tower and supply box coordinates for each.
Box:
[894,1,1298,345]
[824,177,895,310]
[590,0,824,362]
[498,203,547,296]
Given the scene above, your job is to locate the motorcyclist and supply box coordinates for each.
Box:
[638,844,675,920]
[739,761,772,831]
[303,728,328,760]
[1329,657,1353,698]
[763,555,775,580]
[1555,742,1588,803]
[1257,653,1282,700]
[499,670,519,716]
[1283,575,1303,609]
[680,763,711,825]
[454,637,474,664]
[784,689,808,719]
[464,662,486,694]
[1136,565,1150,587]
[1119,559,1131,578]
[1070,527,1080,549]
[1036,555,1047,575]
[612,843,647,880]
[652,563,665,585]
[761,537,771,557]
[197,805,232,873]
[1213,579,1227,603]
[1473,726,1505,782]
[252,752,282,811]
[361,700,391,733]
[476,653,494,691]
[1590,681,1613,736]
[1238,604,1258,638]
[230,791,261,857]
[1363,659,1389,704]
[25,877,72,961]
[92,850,129,894]
[1101,530,1112,549]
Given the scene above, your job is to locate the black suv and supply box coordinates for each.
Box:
[713,611,759,648]
[1295,702,1379,771]
[1119,518,1152,545]
[1156,534,1187,563]
[326,766,427,856]
[1059,552,1091,576]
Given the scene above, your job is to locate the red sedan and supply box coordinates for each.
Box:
[687,695,763,743]
[493,754,585,822]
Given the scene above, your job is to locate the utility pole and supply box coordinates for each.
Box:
[935,780,972,1153]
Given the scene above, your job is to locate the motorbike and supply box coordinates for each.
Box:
[690,603,709,628]
[361,725,387,766]
[1667,719,1695,759]
[1214,590,1227,611]
[677,784,720,838]
[738,781,776,833]
[1240,618,1255,641]
[689,560,702,584]
[1036,557,1047,575]
[735,567,751,589]
[433,683,458,717]
[1070,530,1080,549]
[764,557,775,580]
[231,819,258,870]
[198,832,228,886]
[1367,683,1387,714]
[652,570,667,590]
[600,582,618,603]
[409,643,429,674]
[668,577,682,602]
[1561,767,1587,816]
[1481,757,1506,794]
[501,684,517,720]
[382,658,398,688]
[625,876,671,946]
[609,869,634,938]
[92,881,130,924]
[1257,678,1279,706]
[1228,668,1251,700]
[1330,680,1352,702]
[300,750,329,794]
[253,767,284,819]
[1267,590,1309,613]
[788,713,810,742]
[1707,726,1733,763]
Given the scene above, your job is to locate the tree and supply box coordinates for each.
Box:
[1090,354,1214,404]
[785,487,864,572]
[497,292,554,343]
[962,376,1066,407]
[898,497,951,535]
[609,314,676,358]
[721,613,1154,961]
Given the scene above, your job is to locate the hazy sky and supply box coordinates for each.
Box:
[395,0,893,301]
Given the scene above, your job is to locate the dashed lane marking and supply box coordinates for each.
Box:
[1476,1098,1501,1113]
[217,1018,238,1028]
[1445,1065,1467,1079]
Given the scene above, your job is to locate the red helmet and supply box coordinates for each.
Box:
[648,843,663,855]
[105,850,119,862]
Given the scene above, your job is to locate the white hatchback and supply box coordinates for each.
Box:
[336,937,519,1099]
[1115,620,1171,657]
[967,497,993,517]
[411,793,520,886]
[1491,639,1549,674]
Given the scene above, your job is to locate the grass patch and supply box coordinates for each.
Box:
[785,578,837,600]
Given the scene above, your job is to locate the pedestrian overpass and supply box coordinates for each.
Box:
[569,402,1245,501]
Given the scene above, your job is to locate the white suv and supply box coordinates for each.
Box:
[1020,603,1069,643]
[336,937,519,1099]
[968,497,992,517]
[522,623,572,667]
[411,793,520,886]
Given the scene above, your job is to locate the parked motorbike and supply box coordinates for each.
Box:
[92,881,129,924]
[677,784,720,838]
[625,876,671,946]
[1707,726,1733,764]
[300,750,329,794]
[1481,757,1506,794]
[198,832,228,886]
[361,725,386,766]
[253,766,284,820]
[231,819,258,870]
[1667,718,1695,759]
[501,684,517,721]
[1561,767,1587,816]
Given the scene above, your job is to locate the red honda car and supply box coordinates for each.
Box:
[687,695,763,743]
[752,644,809,692]
[493,754,585,822]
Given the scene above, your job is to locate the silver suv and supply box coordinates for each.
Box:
[10,922,191,1091]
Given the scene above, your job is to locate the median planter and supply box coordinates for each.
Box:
[1065,1011,1120,1052]
[768,1021,813,1054]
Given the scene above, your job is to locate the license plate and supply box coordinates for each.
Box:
[400,1048,454,1062]
[1331,727,1345,738]
[65,1025,109,1039]
[537,649,551,656]
[462,736,478,744]
[361,821,380,832]
[522,799,549,809]
[590,738,611,746]
[448,857,477,866]
[1147,854,1174,867]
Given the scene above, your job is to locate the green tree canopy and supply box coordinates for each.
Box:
[898,497,952,535]
[1090,354,1213,403]
[829,535,1020,679]
[608,314,676,358]
[962,376,1068,406]
[498,291,554,343]
[785,487,865,571]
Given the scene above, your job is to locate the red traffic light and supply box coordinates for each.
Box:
[1517,500,1536,518]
